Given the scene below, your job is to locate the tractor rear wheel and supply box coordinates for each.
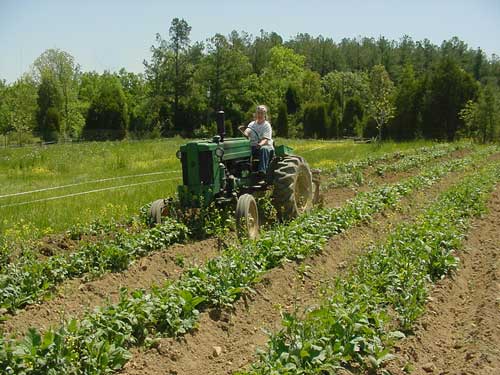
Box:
[235,193,259,240]
[271,156,313,221]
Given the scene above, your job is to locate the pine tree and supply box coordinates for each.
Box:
[303,102,329,138]
[422,58,478,140]
[276,102,289,138]
[37,75,62,141]
[341,97,364,137]
[285,85,300,114]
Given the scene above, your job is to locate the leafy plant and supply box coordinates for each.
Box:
[325,143,470,188]
[244,161,500,374]
[0,147,495,374]
[0,218,188,312]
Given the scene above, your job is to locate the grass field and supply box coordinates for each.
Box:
[0,138,436,237]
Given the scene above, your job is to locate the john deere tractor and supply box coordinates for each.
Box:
[148,111,319,239]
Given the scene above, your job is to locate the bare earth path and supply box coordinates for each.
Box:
[2,238,222,336]
[385,185,500,375]
[2,149,486,375]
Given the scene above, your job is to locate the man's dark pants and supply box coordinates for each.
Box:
[251,145,274,173]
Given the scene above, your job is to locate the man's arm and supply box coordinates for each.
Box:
[238,125,251,138]
[257,138,268,147]
[257,123,272,147]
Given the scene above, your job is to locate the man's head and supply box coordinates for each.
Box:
[256,104,268,122]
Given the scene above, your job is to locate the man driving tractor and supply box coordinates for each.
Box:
[238,104,274,180]
[149,104,317,238]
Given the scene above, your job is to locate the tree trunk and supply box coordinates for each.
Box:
[174,45,180,131]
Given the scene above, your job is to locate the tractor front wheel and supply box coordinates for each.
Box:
[235,194,259,240]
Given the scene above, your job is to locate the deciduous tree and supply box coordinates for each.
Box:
[197,33,252,131]
[0,80,12,145]
[5,76,38,145]
[32,49,81,137]
[83,74,128,140]
[321,71,369,119]
[117,68,150,137]
[259,46,306,113]
[367,64,395,141]
[459,84,499,142]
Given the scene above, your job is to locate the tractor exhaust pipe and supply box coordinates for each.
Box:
[216,110,225,142]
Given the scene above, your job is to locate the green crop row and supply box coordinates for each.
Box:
[0,218,187,313]
[0,200,155,272]
[66,198,160,239]
[0,146,494,316]
[0,214,148,273]
[0,148,493,374]
[325,142,470,188]
[0,147,468,311]
[375,143,462,175]
[243,162,500,375]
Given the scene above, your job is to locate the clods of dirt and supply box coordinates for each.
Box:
[384,187,500,375]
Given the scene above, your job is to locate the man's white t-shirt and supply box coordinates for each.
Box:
[247,120,273,147]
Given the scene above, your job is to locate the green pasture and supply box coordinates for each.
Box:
[0,138,436,236]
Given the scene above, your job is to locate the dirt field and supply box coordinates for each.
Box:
[1,147,498,375]
[119,157,497,375]
[385,187,500,375]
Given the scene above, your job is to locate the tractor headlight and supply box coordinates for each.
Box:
[215,147,224,158]
[176,150,182,160]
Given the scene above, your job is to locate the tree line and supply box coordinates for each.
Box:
[1,18,499,145]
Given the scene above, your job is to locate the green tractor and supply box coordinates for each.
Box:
[148,111,320,239]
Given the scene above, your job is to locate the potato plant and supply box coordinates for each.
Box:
[0,143,468,273]
[243,162,500,375]
[0,149,492,374]
[325,142,469,188]
[0,146,494,316]
[0,218,188,312]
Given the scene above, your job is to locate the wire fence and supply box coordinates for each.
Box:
[0,177,181,209]
[0,170,181,199]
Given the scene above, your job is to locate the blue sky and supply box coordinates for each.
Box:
[1,0,499,83]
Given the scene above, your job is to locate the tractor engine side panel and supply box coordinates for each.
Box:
[178,141,221,207]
